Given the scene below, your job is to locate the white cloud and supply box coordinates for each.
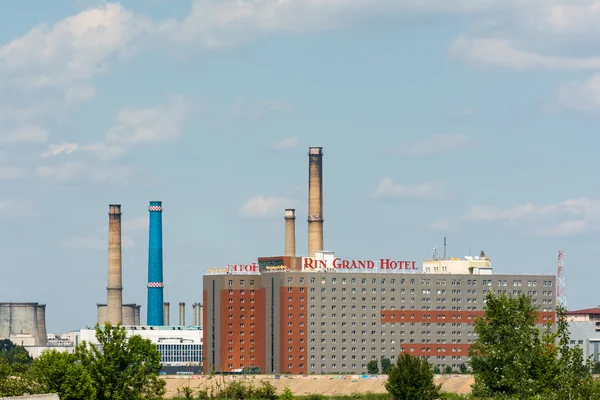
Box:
[123,217,148,232]
[239,195,294,218]
[62,95,190,160]
[0,125,49,143]
[272,137,299,151]
[448,35,600,71]
[373,178,448,201]
[63,234,134,249]
[41,142,79,157]
[0,167,29,180]
[461,197,600,236]
[558,74,600,111]
[231,99,294,122]
[391,134,474,156]
[36,162,140,184]
[80,142,127,160]
[0,199,38,217]
[105,95,191,146]
[0,3,147,90]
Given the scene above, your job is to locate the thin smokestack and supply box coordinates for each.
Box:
[147,201,164,326]
[179,302,185,326]
[163,302,170,326]
[107,204,123,325]
[285,209,296,256]
[307,147,324,257]
[192,303,197,326]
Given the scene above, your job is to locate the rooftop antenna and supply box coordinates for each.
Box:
[432,246,438,260]
[443,236,447,260]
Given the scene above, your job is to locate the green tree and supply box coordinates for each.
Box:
[29,350,95,400]
[76,322,166,400]
[459,363,467,374]
[469,292,546,397]
[381,357,393,374]
[470,293,600,398]
[0,339,33,365]
[385,353,440,400]
[0,356,33,397]
[367,359,379,374]
[279,386,294,400]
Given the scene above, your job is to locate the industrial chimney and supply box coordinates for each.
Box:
[307,147,324,257]
[192,303,198,326]
[285,209,296,256]
[147,201,164,326]
[107,204,123,325]
[163,302,170,326]
[179,302,185,326]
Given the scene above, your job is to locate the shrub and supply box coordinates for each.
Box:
[385,353,441,400]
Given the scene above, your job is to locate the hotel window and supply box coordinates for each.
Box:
[288,277,293,283]
[240,280,244,285]
[228,280,233,286]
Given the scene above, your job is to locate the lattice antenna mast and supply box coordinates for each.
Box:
[557,250,567,308]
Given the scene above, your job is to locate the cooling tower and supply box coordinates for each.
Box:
[0,303,44,346]
[35,304,47,346]
[122,304,136,325]
[134,305,141,325]
[147,201,164,326]
[179,302,185,326]
[307,147,324,257]
[164,302,170,326]
[97,304,139,326]
[107,204,123,325]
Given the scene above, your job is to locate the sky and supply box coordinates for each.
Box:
[1,0,600,333]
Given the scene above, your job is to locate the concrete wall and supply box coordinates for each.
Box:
[0,394,59,400]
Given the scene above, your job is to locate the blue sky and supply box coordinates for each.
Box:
[2,0,600,332]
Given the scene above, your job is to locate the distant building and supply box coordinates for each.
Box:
[567,308,600,323]
[422,252,493,275]
[79,326,203,367]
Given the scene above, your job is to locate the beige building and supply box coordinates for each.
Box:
[423,251,493,275]
[566,308,600,323]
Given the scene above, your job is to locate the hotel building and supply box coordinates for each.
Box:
[202,147,556,374]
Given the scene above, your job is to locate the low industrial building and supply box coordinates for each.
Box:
[79,326,203,370]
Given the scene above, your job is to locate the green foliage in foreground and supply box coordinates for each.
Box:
[0,322,165,399]
[385,353,440,400]
[469,292,600,399]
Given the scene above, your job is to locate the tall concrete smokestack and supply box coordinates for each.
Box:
[163,302,170,326]
[307,147,324,257]
[107,204,123,325]
[147,201,164,326]
[285,209,296,256]
[192,303,198,326]
[179,302,185,326]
